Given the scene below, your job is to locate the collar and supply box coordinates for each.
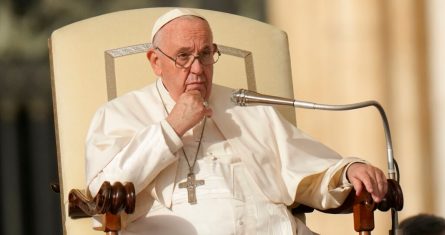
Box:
[156,78,176,113]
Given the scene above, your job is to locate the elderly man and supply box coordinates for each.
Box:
[86,8,388,235]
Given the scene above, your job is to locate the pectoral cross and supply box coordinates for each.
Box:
[178,173,205,204]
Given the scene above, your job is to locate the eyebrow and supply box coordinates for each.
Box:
[175,44,213,54]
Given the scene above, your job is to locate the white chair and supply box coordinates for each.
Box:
[49,7,295,235]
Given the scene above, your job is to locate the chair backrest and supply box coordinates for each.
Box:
[49,7,295,234]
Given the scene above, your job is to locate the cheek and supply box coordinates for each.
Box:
[205,85,212,100]
[164,72,189,100]
[206,68,213,83]
[205,68,213,98]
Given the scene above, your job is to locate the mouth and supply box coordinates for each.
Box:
[186,82,206,91]
[185,82,207,97]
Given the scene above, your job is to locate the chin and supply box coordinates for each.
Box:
[186,84,207,95]
[199,90,207,99]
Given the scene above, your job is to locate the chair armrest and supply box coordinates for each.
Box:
[291,179,403,214]
[291,179,403,232]
[67,181,136,234]
[68,181,136,218]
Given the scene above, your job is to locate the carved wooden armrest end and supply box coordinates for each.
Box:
[68,181,135,219]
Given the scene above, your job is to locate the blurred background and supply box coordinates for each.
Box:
[0,0,443,234]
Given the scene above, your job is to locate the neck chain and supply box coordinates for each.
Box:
[156,80,206,204]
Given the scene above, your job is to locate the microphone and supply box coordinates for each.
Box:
[232,88,401,233]
[231,89,396,179]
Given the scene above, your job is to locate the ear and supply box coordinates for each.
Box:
[147,49,162,76]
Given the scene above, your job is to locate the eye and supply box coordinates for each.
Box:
[200,51,212,59]
[176,53,191,61]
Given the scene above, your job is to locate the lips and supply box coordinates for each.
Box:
[186,82,205,90]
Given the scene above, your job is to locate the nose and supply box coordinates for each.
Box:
[189,56,204,75]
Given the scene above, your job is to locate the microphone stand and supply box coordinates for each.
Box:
[232,89,402,235]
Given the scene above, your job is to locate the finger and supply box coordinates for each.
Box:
[376,170,388,200]
[372,193,383,203]
[380,170,388,196]
[349,177,363,196]
[370,170,382,202]
[181,90,202,103]
[370,169,388,202]
[359,171,376,195]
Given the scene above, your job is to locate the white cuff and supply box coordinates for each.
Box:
[160,119,183,153]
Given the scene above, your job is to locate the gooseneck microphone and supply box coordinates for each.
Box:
[231,88,400,233]
[231,89,396,179]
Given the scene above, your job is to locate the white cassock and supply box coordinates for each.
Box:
[86,79,362,235]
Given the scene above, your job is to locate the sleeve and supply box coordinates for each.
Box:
[85,106,183,196]
[265,106,365,209]
[292,157,365,210]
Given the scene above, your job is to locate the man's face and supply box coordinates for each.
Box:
[149,17,214,102]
